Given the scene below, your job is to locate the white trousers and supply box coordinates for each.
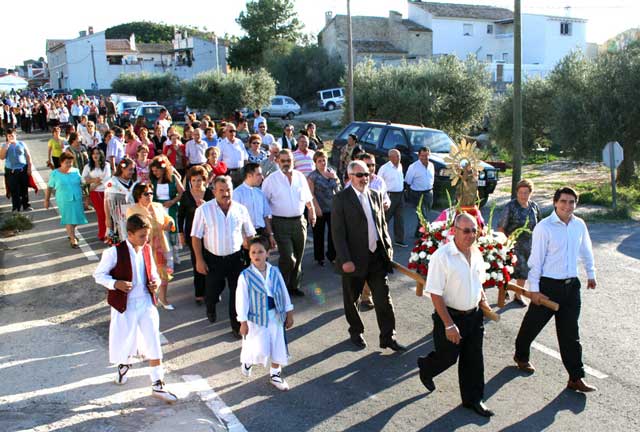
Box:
[109,295,162,365]
[240,309,289,367]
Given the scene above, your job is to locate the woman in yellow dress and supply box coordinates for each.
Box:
[126,182,176,310]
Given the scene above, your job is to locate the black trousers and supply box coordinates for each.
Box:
[186,238,206,299]
[515,277,584,380]
[5,168,30,211]
[419,309,485,404]
[409,189,433,236]
[312,212,336,263]
[385,191,405,243]
[203,249,244,332]
[342,246,396,344]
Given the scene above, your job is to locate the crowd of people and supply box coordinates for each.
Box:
[1,93,599,416]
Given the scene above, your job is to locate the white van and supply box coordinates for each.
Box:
[317,87,345,111]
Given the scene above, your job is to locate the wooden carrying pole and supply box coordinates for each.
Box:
[506,282,559,311]
[392,262,500,322]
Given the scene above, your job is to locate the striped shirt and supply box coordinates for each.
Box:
[190,199,256,256]
[293,149,315,176]
[234,183,272,229]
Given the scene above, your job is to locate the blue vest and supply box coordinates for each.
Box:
[5,141,27,169]
[242,265,287,327]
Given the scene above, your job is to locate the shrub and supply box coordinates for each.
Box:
[111,72,181,102]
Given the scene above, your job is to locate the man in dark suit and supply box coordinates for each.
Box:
[331,160,406,351]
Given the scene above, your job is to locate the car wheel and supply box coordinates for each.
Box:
[286,112,295,120]
[327,102,336,111]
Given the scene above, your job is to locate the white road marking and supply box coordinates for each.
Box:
[531,341,608,379]
[31,167,98,261]
[182,374,247,432]
[159,333,169,345]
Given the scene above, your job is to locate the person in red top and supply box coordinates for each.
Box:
[163,132,187,178]
[205,146,227,186]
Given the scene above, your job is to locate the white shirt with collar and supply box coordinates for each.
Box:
[234,182,272,229]
[262,169,313,217]
[253,116,267,132]
[93,240,160,301]
[527,211,596,292]
[219,137,248,169]
[425,241,484,311]
[405,160,434,192]
[378,160,404,192]
[185,139,208,165]
[352,186,379,251]
[190,200,256,256]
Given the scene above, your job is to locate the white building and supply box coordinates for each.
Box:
[408,1,587,83]
[47,27,228,91]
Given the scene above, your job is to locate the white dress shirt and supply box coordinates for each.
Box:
[262,169,313,217]
[106,137,125,163]
[378,161,404,192]
[185,139,208,165]
[82,164,111,192]
[93,240,160,300]
[236,263,294,322]
[190,200,256,256]
[405,160,434,191]
[219,138,248,169]
[527,211,596,292]
[352,186,379,252]
[234,182,272,229]
[425,241,484,311]
[253,116,267,132]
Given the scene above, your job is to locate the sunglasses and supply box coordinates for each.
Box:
[143,192,154,197]
[352,172,370,178]
[455,227,477,234]
[251,141,260,145]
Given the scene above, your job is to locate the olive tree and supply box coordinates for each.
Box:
[111,72,181,102]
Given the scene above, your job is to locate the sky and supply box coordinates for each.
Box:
[2,0,638,68]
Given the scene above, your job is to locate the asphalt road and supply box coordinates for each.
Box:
[1,132,639,431]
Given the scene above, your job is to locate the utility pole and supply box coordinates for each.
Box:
[347,0,355,122]
[90,44,98,90]
[511,0,522,198]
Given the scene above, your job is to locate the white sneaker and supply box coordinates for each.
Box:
[151,380,178,404]
[114,364,131,385]
[241,363,253,378]
[270,372,290,391]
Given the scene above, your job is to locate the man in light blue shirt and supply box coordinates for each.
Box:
[514,186,598,393]
[405,146,434,238]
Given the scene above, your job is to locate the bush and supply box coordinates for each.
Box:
[182,68,276,119]
[0,213,33,232]
[346,57,492,138]
[111,72,181,102]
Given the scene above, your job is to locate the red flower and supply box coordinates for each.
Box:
[428,246,437,254]
[496,243,503,250]
[478,246,484,252]
[434,231,443,240]
[417,264,428,275]
[487,245,494,250]
[408,262,417,270]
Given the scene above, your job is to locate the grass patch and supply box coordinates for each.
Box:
[0,212,33,232]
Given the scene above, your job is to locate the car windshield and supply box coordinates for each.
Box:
[406,129,454,153]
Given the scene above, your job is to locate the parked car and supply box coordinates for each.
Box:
[110,93,137,105]
[116,101,144,126]
[132,104,168,129]
[330,121,498,206]
[317,87,345,111]
[261,95,302,120]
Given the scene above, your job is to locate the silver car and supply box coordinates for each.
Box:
[261,95,302,120]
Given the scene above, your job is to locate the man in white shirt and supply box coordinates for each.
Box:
[514,187,598,393]
[253,109,266,133]
[262,149,316,297]
[219,123,248,187]
[378,149,406,247]
[191,176,256,337]
[185,131,208,167]
[405,147,435,238]
[106,127,125,171]
[155,108,172,138]
[418,213,494,417]
[257,121,275,149]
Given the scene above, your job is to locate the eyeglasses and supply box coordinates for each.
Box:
[279,159,292,163]
[143,192,154,197]
[455,227,477,234]
[251,141,260,145]
[351,172,370,178]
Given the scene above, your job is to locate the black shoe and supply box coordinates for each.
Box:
[316,260,325,267]
[350,334,367,349]
[417,357,435,391]
[207,309,217,323]
[231,329,242,340]
[380,339,407,352]
[462,401,495,417]
[289,289,305,297]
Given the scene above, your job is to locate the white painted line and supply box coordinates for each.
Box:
[531,341,608,379]
[182,374,247,432]
[159,333,169,345]
[31,166,98,261]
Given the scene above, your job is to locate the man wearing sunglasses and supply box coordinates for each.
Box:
[417,212,494,417]
[331,160,405,352]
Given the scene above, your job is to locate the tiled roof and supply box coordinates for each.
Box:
[402,19,432,32]
[411,1,513,21]
[353,40,407,54]
[106,39,133,52]
[137,43,173,54]
[46,39,66,52]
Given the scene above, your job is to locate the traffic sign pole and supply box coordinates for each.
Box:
[609,143,617,209]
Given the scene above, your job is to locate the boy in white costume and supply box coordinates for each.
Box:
[237,236,294,391]
[94,214,177,403]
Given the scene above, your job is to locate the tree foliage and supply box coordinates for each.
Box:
[182,69,276,118]
[105,21,214,43]
[266,44,344,103]
[228,0,304,69]
[111,72,181,102]
[346,57,492,138]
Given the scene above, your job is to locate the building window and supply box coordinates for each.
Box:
[463,24,473,36]
[487,24,494,34]
[560,22,572,35]
[502,52,509,62]
[486,54,493,63]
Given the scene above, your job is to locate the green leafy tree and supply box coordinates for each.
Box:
[228,0,304,69]
[111,72,181,101]
[105,22,215,43]
[345,57,492,138]
[182,69,276,118]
